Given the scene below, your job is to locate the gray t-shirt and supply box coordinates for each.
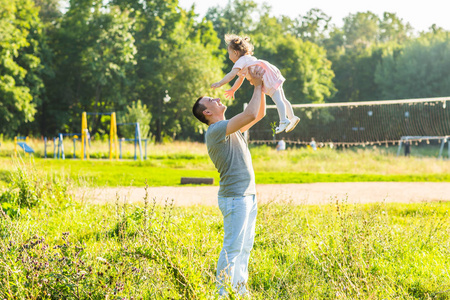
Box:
[206,120,256,197]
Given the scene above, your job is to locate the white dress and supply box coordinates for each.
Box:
[232,55,285,97]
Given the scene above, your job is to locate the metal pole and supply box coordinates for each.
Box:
[448,137,450,159]
[438,138,446,159]
[119,139,122,159]
[57,136,60,159]
[60,133,65,159]
[53,137,57,158]
[158,98,162,143]
[136,123,143,160]
[44,137,47,158]
[134,123,137,160]
[145,139,147,160]
[397,138,403,157]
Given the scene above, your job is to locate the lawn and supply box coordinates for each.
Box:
[1,141,450,188]
[1,143,449,298]
[0,165,449,298]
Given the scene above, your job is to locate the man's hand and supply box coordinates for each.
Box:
[224,89,235,99]
[248,66,265,86]
[211,82,221,89]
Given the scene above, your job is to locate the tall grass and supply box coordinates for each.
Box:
[1,162,449,299]
[250,144,450,175]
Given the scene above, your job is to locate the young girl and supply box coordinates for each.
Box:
[211,34,300,134]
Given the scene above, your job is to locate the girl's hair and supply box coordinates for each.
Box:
[225,34,254,56]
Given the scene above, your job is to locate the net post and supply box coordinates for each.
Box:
[397,138,404,157]
[438,137,446,159]
[447,137,450,159]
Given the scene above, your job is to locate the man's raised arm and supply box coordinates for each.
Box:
[226,67,265,136]
[240,92,266,133]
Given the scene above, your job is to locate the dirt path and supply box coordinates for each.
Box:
[78,182,450,206]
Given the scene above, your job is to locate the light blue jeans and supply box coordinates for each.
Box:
[217,194,257,296]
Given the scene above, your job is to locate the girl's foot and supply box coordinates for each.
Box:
[275,119,291,134]
[285,116,300,132]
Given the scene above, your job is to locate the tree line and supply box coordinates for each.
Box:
[1,0,449,141]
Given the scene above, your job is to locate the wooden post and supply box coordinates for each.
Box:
[110,112,118,160]
[81,112,88,160]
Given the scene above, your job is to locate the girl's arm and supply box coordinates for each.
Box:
[231,75,245,91]
[211,68,240,89]
[224,76,245,99]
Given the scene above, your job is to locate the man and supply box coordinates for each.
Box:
[276,137,286,151]
[310,137,317,151]
[192,67,265,296]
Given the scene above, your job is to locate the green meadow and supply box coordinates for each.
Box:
[1,142,449,298]
[1,141,450,188]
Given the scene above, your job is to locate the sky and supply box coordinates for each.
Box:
[177,0,450,33]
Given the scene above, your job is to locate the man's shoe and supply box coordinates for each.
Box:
[285,116,300,133]
[275,119,291,134]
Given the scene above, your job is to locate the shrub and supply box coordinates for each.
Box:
[0,158,72,211]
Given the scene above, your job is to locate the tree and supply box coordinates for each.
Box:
[205,0,259,49]
[119,100,151,139]
[324,11,412,102]
[287,8,331,44]
[158,41,225,140]
[343,12,380,47]
[375,31,450,99]
[256,35,335,104]
[204,1,336,119]
[42,0,98,134]
[80,7,137,125]
[43,1,137,135]
[0,0,44,135]
[33,0,62,24]
[115,0,226,141]
[328,46,387,102]
[379,12,412,43]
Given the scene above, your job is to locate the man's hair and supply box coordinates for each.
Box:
[225,34,254,56]
[192,96,208,125]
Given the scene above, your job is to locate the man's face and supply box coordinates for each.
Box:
[200,97,226,119]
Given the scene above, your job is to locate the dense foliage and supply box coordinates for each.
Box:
[1,0,449,140]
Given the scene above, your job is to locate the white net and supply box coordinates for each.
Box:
[248,97,450,147]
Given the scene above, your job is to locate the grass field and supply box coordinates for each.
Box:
[0,162,449,298]
[1,141,450,188]
[1,142,450,298]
